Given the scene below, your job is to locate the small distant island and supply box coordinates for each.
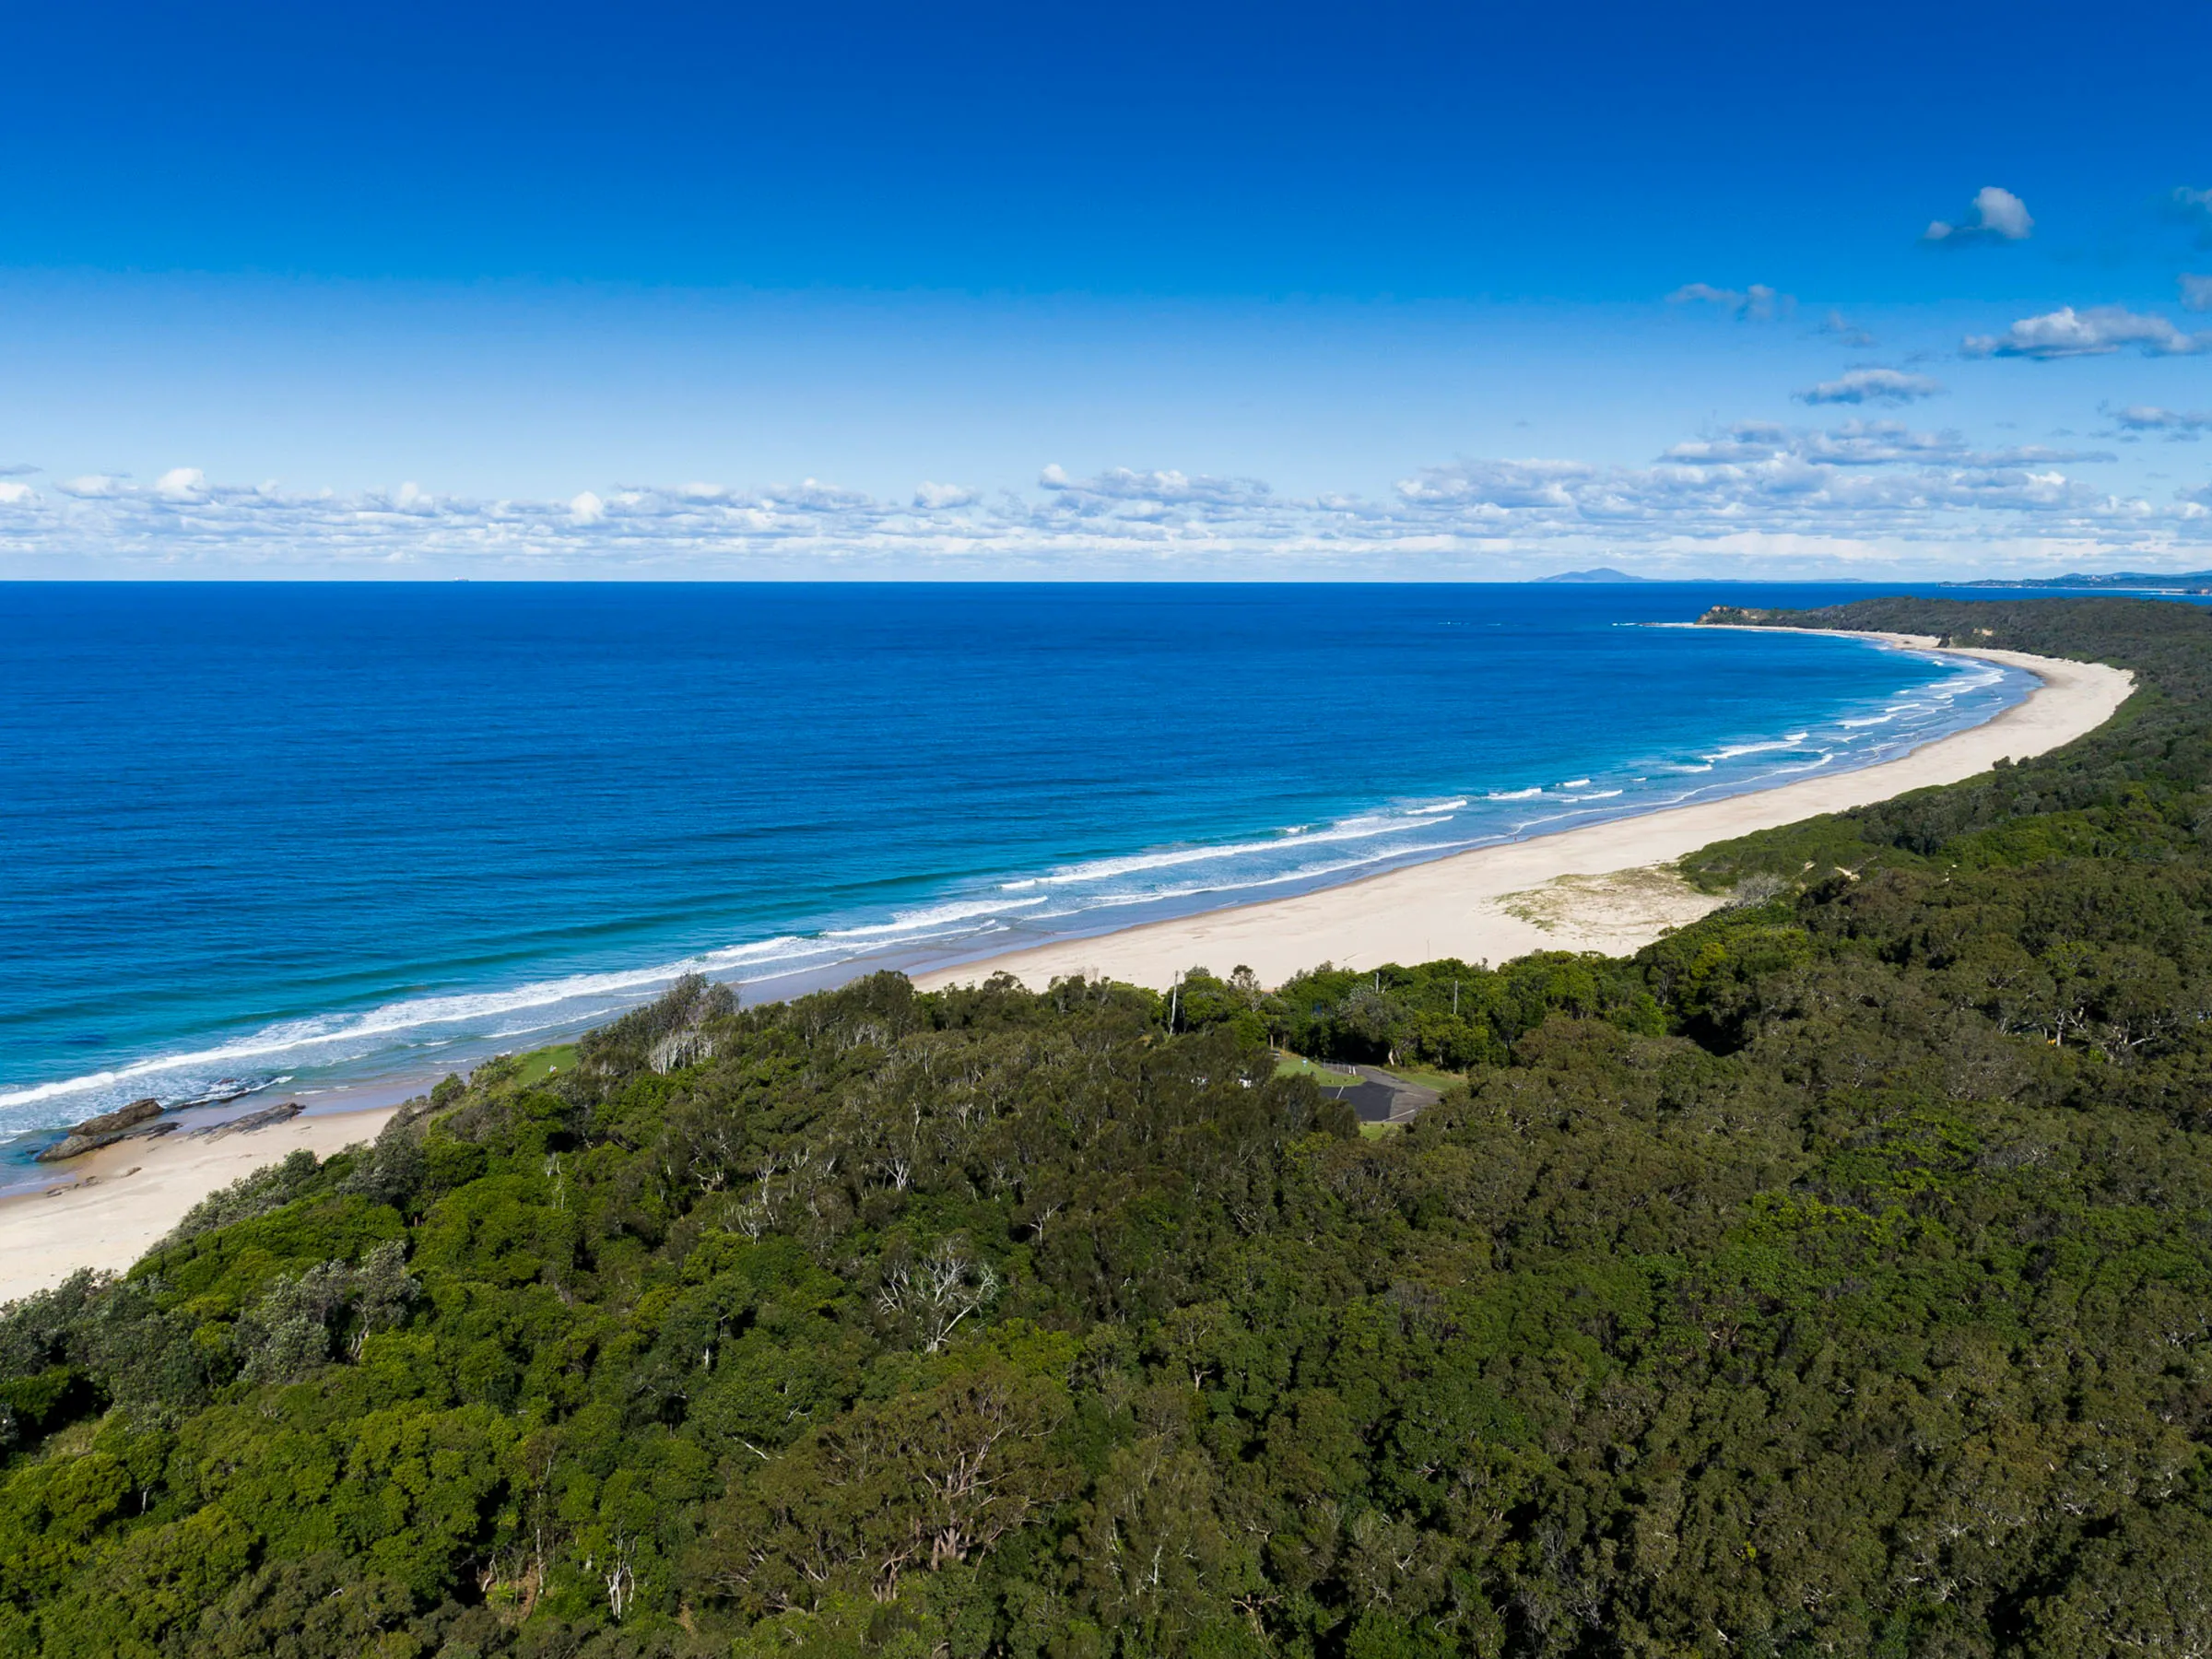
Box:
[1947,570,2212,594]
[1534,566,1649,582]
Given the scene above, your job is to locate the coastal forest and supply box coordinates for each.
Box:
[9,595,2212,1658]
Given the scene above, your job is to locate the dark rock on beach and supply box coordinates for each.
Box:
[189,1100,303,1140]
[68,1098,161,1138]
[35,1116,178,1162]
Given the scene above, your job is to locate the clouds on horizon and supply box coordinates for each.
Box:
[2,414,2202,578]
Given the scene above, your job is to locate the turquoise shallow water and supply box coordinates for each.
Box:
[0,582,2029,1154]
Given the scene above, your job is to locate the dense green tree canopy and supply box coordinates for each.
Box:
[6,596,2212,1656]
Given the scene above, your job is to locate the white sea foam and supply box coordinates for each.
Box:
[1562,790,1624,800]
[1487,787,1545,800]
[0,933,852,1112]
[1702,732,1811,762]
[1010,813,1441,888]
[824,896,1046,939]
[1027,840,1478,911]
[1559,778,1593,789]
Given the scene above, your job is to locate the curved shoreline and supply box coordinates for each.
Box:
[0,621,2022,1138]
[0,630,2136,1308]
[910,635,2135,993]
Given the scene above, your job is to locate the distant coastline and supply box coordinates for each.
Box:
[1945,571,2212,594]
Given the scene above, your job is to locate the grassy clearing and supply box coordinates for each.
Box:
[514,1043,579,1087]
[1377,1065,1462,1093]
[1273,1053,1360,1088]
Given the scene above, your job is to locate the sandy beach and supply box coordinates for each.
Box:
[913,636,2135,994]
[0,1106,396,1308]
[0,631,2133,1311]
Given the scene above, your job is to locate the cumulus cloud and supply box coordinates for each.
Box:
[2109,405,2212,440]
[155,467,206,501]
[912,482,980,510]
[1395,458,1594,509]
[1667,282,1790,321]
[1924,186,2033,245]
[1796,368,1947,406]
[0,481,36,507]
[2183,274,2212,312]
[0,427,2199,580]
[1033,465,1277,528]
[1961,305,2212,359]
[1391,418,2147,544]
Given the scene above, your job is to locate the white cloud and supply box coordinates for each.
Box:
[0,481,35,507]
[912,481,980,510]
[1961,305,2212,359]
[59,475,125,498]
[2183,274,2212,312]
[155,466,206,501]
[0,423,2199,580]
[766,478,871,512]
[0,463,36,477]
[1394,458,1594,509]
[1796,368,1947,406]
[1666,282,1789,321]
[1924,186,2033,245]
[2109,405,2212,439]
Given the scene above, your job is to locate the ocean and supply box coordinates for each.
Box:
[0,582,2031,1166]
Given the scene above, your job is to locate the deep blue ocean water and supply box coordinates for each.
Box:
[0,582,2033,1160]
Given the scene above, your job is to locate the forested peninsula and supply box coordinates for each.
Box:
[8,596,2212,1658]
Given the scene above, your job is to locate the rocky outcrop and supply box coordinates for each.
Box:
[69,1098,161,1138]
[189,1101,303,1140]
[35,1102,177,1163]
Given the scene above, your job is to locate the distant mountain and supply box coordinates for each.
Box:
[1947,571,2212,593]
[1536,567,1650,583]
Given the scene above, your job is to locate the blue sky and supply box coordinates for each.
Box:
[3,0,2209,578]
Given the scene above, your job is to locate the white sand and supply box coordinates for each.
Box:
[0,1107,396,1308]
[0,632,2134,1310]
[913,637,2135,994]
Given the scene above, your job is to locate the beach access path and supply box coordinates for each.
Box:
[912,635,2136,994]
